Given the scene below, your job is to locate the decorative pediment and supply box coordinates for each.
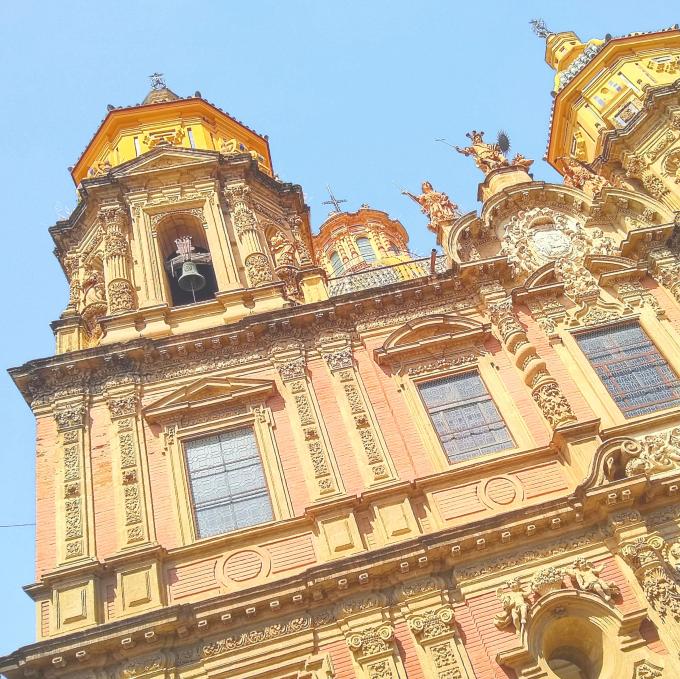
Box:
[111,147,219,178]
[374,314,490,364]
[144,375,275,420]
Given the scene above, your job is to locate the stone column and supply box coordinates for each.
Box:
[271,344,341,500]
[649,247,680,305]
[105,388,153,547]
[318,342,395,485]
[224,182,273,287]
[345,623,404,679]
[100,204,136,314]
[54,397,93,563]
[485,293,576,430]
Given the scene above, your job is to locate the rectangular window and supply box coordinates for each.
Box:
[184,427,273,538]
[187,127,196,148]
[418,371,513,463]
[356,236,376,263]
[575,321,680,418]
[133,136,141,157]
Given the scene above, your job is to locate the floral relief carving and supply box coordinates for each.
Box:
[245,253,274,287]
[346,624,395,658]
[429,642,463,679]
[55,403,86,431]
[107,394,138,419]
[621,536,680,621]
[531,380,576,429]
[107,280,136,313]
[620,428,680,477]
[407,606,456,640]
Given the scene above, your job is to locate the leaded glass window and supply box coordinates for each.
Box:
[418,371,514,463]
[575,321,680,418]
[356,237,376,263]
[184,427,273,539]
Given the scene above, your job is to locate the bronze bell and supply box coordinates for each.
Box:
[178,260,206,292]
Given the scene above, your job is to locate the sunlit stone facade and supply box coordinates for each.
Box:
[4,25,680,679]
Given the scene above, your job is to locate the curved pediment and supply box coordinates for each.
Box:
[374,314,490,363]
[144,375,275,420]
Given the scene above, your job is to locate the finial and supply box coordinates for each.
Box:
[529,19,552,39]
[323,185,348,214]
[148,72,166,90]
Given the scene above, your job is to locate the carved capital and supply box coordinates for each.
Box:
[346,624,394,659]
[106,393,139,419]
[54,402,87,431]
[407,607,456,640]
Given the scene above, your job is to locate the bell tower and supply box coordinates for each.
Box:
[543,23,680,210]
[52,77,326,353]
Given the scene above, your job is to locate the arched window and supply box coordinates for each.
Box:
[356,236,376,263]
[158,216,218,307]
[330,251,344,276]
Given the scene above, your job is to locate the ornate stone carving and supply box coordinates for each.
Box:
[500,207,615,300]
[107,280,135,313]
[494,577,531,635]
[407,607,456,640]
[566,558,620,603]
[346,624,394,658]
[621,536,680,621]
[529,566,565,597]
[224,184,257,237]
[55,403,86,431]
[486,296,576,429]
[633,660,663,679]
[107,394,139,419]
[531,380,576,429]
[561,157,609,196]
[245,253,273,287]
[455,130,510,175]
[269,231,298,267]
[402,181,459,233]
[622,428,680,477]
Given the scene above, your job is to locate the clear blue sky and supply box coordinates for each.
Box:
[0,0,675,655]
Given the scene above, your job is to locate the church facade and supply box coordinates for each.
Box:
[3,25,680,679]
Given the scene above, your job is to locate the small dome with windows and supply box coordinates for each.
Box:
[313,207,412,280]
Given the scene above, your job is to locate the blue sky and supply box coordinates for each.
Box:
[0,0,676,655]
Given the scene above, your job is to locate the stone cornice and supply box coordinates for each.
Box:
[4,468,679,677]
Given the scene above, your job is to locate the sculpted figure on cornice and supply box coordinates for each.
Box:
[455,130,510,175]
[269,231,298,268]
[501,207,615,299]
[402,181,459,233]
[624,428,680,477]
[494,577,531,635]
[561,156,610,196]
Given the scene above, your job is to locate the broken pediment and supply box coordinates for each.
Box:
[144,375,275,420]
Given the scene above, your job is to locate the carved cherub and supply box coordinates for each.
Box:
[455,130,509,175]
[82,269,106,307]
[493,577,531,636]
[269,231,297,267]
[567,558,620,603]
[402,181,458,232]
[560,157,609,196]
[625,429,680,477]
[511,152,534,171]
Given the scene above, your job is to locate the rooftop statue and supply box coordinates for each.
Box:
[402,181,459,233]
[455,130,510,175]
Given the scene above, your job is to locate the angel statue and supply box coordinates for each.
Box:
[455,130,510,175]
[269,231,297,268]
[567,558,620,603]
[493,577,531,636]
[402,181,459,233]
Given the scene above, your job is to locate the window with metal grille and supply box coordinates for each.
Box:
[575,321,680,418]
[356,236,376,263]
[418,371,514,463]
[184,427,273,539]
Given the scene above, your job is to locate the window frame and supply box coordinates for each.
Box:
[417,370,515,464]
[560,312,680,428]
[403,356,534,472]
[165,408,291,545]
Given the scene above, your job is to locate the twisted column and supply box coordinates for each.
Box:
[487,296,576,430]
